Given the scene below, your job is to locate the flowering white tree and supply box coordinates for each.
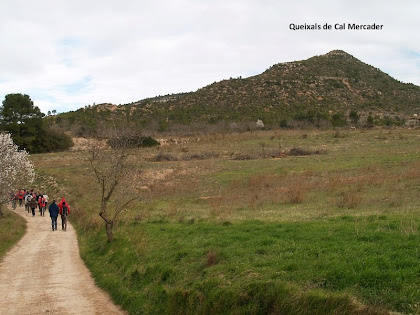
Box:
[0,133,35,215]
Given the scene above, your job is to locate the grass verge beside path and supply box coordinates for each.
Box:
[0,206,26,262]
[78,216,418,314]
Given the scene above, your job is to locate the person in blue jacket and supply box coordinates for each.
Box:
[48,200,59,231]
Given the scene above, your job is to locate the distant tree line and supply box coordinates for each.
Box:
[48,102,408,139]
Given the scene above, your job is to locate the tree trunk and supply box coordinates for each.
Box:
[105,221,114,242]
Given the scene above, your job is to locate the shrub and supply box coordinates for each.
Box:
[38,127,74,152]
[331,112,347,127]
[183,152,219,160]
[232,154,254,160]
[286,186,306,204]
[336,191,361,209]
[349,110,360,125]
[108,135,160,149]
[288,147,326,156]
[206,251,218,267]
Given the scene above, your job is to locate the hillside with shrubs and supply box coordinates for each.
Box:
[52,50,420,134]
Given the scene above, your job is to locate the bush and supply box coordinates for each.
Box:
[183,152,219,160]
[331,112,347,127]
[288,147,326,156]
[232,154,254,160]
[108,135,160,149]
[40,128,74,152]
[366,114,375,128]
[23,127,74,153]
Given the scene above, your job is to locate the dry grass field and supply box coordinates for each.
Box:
[30,128,420,314]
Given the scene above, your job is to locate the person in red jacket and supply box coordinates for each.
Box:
[18,189,24,207]
[58,198,71,231]
[38,195,47,216]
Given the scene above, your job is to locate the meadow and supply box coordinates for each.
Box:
[30,128,420,314]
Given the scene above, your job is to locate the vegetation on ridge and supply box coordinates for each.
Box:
[50,50,420,135]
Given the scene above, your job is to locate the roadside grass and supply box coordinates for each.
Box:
[79,217,417,314]
[0,207,26,262]
[30,129,420,314]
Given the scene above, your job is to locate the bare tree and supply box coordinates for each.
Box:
[84,126,140,242]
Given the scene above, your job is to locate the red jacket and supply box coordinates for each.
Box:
[18,190,24,200]
[58,198,71,215]
[38,196,46,207]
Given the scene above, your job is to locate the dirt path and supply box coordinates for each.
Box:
[0,205,126,315]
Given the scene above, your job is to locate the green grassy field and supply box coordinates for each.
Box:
[0,207,26,262]
[31,129,420,314]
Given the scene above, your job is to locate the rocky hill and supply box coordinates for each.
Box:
[56,50,420,131]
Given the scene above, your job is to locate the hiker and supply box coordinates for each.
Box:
[38,194,46,216]
[11,192,18,210]
[29,196,37,217]
[25,193,32,213]
[9,192,17,210]
[23,189,28,206]
[48,200,59,231]
[59,198,71,231]
[43,193,49,209]
[18,189,24,206]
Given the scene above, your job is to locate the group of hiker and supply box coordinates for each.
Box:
[11,189,71,231]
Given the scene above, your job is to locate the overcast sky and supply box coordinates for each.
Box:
[1,0,419,114]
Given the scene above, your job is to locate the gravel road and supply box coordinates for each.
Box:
[0,205,126,315]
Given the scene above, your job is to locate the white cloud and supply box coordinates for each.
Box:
[0,0,419,114]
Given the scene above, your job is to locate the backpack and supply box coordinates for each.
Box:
[30,198,37,208]
[62,202,68,217]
